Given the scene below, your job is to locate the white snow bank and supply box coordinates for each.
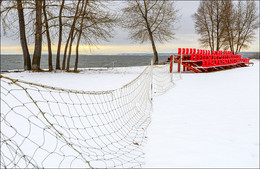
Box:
[144,60,259,168]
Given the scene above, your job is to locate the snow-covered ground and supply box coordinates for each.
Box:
[145,60,259,168]
[2,66,146,91]
[1,60,259,168]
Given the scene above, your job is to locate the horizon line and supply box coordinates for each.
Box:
[1,51,260,55]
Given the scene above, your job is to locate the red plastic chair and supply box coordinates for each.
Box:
[219,59,223,65]
[211,59,214,66]
[186,48,189,55]
[202,60,206,67]
[208,59,211,67]
[193,48,196,54]
[182,48,185,55]
[190,54,193,60]
[212,59,215,66]
[194,54,198,60]
[215,59,218,66]
[206,59,209,66]
[178,48,181,55]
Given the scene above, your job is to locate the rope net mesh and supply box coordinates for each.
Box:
[1,63,179,168]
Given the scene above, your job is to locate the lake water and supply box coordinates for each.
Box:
[1,52,258,72]
[0,54,170,71]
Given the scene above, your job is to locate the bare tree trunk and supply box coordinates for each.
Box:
[56,0,65,70]
[216,9,220,50]
[66,34,75,71]
[32,0,43,70]
[238,27,251,53]
[210,4,215,51]
[139,0,159,64]
[74,0,88,72]
[148,29,159,64]
[43,0,53,71]
[66,32,78,71]
[144,1,159,64]
[66,0,82,71]
[16,0,31,70]
[62,32,71,70]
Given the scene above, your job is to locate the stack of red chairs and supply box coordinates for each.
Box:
[177,48,250,67]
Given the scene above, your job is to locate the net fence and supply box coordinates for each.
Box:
[1,62,180,168]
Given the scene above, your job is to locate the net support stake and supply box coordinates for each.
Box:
[150,58,153,101]
[170,55,173,73]
[180,53,182,75]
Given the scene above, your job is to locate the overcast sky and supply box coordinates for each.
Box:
[1,1,259,55]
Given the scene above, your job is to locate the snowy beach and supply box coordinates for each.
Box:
[1,0,259,168]
[145,60,259,168]
[1,60,259,168]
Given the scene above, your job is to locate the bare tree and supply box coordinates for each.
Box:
[121,0,179,64]
[193,0,226,51]
[222,0,235,52]
[194,0,259,53]
[1,0,117,72]
[32,0,43,70]
[1,1,32,70]
[43,0,53,71]
[73,0,118,72]
[56,0,65,70]
[233,1,259,53]
[16,0,32,70]
[65,0,82,71]
[74,0,88,72]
